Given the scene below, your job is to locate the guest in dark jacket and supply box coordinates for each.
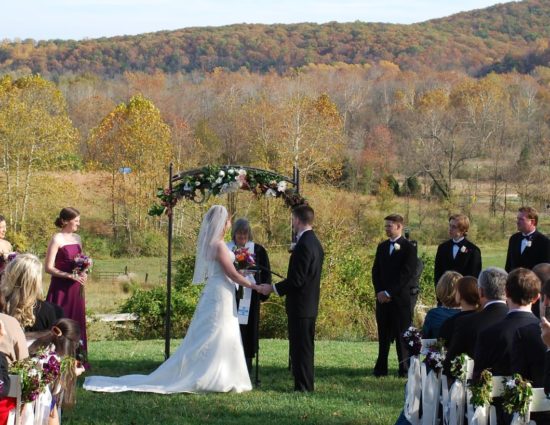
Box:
[439,276,480,349]
[443,268,508,375]
[473,268,541,379]
[434,214,482,293]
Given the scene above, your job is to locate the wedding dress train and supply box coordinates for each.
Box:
[83,253,252,394]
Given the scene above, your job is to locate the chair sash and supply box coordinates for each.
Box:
[404,356,422,425]
[421,363,441,425]
[446,379,466,425]
[33,386,52,425]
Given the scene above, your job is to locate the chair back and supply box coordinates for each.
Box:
[7,374,21,425]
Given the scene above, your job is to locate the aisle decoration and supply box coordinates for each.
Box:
[403,327,422,425]
[502,374,533,425]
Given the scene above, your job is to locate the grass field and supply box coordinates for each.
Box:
[67,340,403,425]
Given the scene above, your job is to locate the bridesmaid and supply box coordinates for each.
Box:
[45,207,88,358]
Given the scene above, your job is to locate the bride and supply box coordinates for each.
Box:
[84,205,255,393]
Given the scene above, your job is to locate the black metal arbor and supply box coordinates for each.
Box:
[150,164,303,361]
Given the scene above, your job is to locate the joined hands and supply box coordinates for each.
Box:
[255,284,273,296]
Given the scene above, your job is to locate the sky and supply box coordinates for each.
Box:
[2,0,515,41]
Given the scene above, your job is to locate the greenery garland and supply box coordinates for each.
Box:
[469,369,493,408]
[149,165,306,216]
[502,374,533,419]
[450,353,467,381]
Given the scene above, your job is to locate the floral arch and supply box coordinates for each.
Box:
[150,164,304,359]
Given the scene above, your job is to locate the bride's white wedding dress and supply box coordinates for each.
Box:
[83,252,252,394]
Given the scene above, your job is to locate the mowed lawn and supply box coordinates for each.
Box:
[68,339,404,425]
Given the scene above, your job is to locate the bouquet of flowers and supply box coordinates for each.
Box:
[73,254,93,297]
[233,247,255,271]
[9,349,62,403]
[403,326,422,357]
[423,340,446,374]
[502,374,533,420]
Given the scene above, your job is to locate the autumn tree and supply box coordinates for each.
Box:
[0,75,78,232]
[87,94,171,240]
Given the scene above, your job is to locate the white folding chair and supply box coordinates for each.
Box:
[6,374,22,425]
[421,339,437,353]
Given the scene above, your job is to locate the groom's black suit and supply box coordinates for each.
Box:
[275,230,324,392]
[372,236,417,376]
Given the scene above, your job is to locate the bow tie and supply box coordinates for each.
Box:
[452,242,462,246]
[522,236,531,241]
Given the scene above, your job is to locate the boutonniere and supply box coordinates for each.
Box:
[393,243,401,251]
[526,240,532,248]
[460,245,468,253]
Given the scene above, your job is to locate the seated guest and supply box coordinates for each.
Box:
[473,268,540,379]
[29,318,85,425]
[541,314,550,395]
[434,214,482,295]
[422,271,461,338]
[0,321,13,425]
[0,253,64,332]
[439,276,480,348]
[443,268,508,374]
[531,263,550,318]
[511,277,550,387]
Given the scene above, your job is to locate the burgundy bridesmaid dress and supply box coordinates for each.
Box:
[46,244,88,353]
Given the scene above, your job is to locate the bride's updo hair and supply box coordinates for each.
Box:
[55,207,80,228]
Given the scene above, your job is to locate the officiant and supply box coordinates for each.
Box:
[227,218,271,374]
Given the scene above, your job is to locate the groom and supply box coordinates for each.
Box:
[257,205,324,392]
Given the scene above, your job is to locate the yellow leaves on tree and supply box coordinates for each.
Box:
[0,74,78,232]
[87,94,171,235]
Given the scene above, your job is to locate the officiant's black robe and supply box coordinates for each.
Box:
[236,243,271,359]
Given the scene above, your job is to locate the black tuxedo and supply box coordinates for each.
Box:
[473,311,540,379]
[236,243,271,362]
[511,322,546,387]
[434,238,482,286]
[443,302,508,375]
[275,230,324,391]
[371,236,417,376]
[544,350,550,395]
[505,230,550,272]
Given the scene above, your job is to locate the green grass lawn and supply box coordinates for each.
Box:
[67,340,404,425]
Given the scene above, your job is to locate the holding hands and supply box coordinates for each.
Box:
[255,284,273,296]
[376,291,391,304]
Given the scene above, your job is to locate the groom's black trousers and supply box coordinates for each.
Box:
[288,316,316,392]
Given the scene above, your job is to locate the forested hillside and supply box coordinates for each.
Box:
[1,0,549,77]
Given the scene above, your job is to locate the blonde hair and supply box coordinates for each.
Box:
[1,253,43,328]
[436,271,462,308]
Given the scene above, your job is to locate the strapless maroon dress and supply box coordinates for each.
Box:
[46,244,88,353]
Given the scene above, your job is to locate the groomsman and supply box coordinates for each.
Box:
[505,206,550,272]
[434,214,482,289]
[372,214,417,377]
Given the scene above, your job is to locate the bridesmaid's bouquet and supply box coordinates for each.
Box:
[73,254,93,297]
[233,247,255,271]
